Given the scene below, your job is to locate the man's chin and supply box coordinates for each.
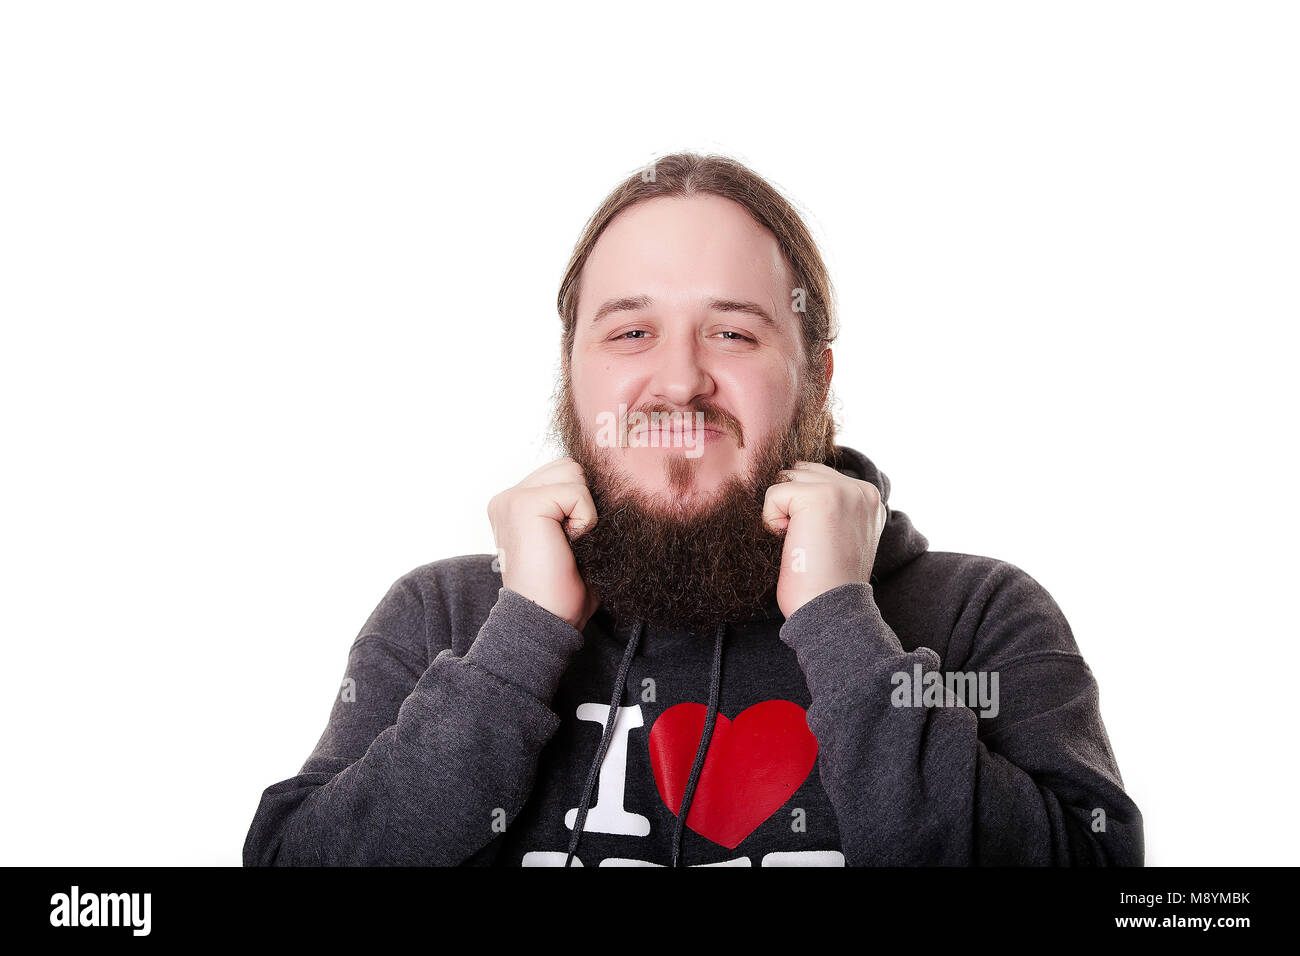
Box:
[640,491,726,522]
[603,451,757,499]
[564,447,787,628]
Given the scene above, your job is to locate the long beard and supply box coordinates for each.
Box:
[552,377,831,629]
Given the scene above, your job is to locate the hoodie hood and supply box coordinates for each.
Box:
[826,445,929,581]
[564,445,927,866]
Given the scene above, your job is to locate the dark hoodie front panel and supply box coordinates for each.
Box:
[242,446,1144,867]
[494,608,846,866]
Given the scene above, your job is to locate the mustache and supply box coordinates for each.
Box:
[626,401,745,447]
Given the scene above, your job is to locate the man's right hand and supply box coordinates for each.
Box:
[487,457,600,630]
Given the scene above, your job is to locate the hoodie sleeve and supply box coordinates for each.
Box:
[241,572,585,866]
[778,565,1144,866]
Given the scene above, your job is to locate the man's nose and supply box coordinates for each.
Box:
[648,334,714,407]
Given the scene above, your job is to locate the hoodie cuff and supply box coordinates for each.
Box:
[779,582,908,697]
[462,587,586,704]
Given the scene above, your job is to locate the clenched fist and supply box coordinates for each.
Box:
[762,461,888,619]
[487,457,600,630]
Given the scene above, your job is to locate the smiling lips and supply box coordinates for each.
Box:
[627,419,729,448]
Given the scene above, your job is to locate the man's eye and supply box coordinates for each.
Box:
[617,329,648,340]
[717,330,755,342]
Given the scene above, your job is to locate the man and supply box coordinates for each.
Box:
[243,153,1143,867]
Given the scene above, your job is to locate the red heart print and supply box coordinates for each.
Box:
[649,699,818,850]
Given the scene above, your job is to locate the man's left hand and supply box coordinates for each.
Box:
[762,462,888,619]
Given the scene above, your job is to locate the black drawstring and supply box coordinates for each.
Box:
[564,617,644,868]
[670,622,726,868]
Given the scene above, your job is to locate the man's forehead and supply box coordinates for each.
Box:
[576,196,795,324]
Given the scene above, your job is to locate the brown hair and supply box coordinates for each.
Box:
[554,151,840,458]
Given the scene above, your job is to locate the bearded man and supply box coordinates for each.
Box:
[243,153,1144,868]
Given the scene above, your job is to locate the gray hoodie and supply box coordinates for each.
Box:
[242,445,1143,867]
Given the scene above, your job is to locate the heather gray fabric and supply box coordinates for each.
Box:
[242,445,1143,866]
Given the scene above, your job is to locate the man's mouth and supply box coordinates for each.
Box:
[627,420,730,447]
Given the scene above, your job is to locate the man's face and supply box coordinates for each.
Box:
[550,194,831,627]
[568,194,809,507]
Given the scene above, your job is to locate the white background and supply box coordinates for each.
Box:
[1,1,1295,866]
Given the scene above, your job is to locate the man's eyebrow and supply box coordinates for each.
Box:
[592,295,653,325]
[591,295,777,328]
[707,297,777,328]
